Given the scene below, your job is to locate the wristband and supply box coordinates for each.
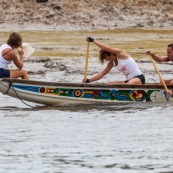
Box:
[86,79,90,83]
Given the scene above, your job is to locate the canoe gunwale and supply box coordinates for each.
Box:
[1,78,173,89]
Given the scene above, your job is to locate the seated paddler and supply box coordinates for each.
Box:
[0,32,29,79]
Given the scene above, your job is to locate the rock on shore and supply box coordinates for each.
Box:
[0,0,173,30]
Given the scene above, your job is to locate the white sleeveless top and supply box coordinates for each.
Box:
[0,44,12,69]
[116,57,142,80]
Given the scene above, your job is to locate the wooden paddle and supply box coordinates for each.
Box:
[17,43,35,58]
[148,56,172,101]
[84,41,89,81]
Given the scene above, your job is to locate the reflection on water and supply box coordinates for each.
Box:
[1,97,173,173]
[0,101,171,113]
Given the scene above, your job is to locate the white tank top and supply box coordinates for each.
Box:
[116,57,142,80]
[0,44,12,69]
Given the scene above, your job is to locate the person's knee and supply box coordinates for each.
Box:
[127,81,135,84]
[170,80,173,85]
[159,80,172,85]
[21,69,29,79]
[21,69,27,75]
[158,80,162,84]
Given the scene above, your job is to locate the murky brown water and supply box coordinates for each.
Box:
[1,28,173,59]
[1,29,173,173]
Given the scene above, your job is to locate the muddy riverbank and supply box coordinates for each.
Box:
[0,0,173,31]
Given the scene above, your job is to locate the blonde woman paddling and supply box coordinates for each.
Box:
[83,37,145,84]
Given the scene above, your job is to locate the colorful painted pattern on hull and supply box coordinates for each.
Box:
[13,84,166,102]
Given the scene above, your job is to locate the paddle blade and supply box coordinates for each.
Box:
[22,43,35,58]
[18,43,35,58]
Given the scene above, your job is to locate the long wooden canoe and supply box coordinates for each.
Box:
[0,78,173,105]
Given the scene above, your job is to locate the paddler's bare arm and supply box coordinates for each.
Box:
[86,37,128,58]
[145,50,169,62]
[83,62,113,83]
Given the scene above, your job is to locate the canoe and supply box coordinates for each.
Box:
[0,78,172,105]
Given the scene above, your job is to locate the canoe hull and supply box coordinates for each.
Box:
[0,78,172,105]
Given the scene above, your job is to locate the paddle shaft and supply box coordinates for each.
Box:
[84,41,89,80]
[149,56,172,101]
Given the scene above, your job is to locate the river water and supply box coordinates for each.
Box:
[1,29,173,173]
[0,93,173,173]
